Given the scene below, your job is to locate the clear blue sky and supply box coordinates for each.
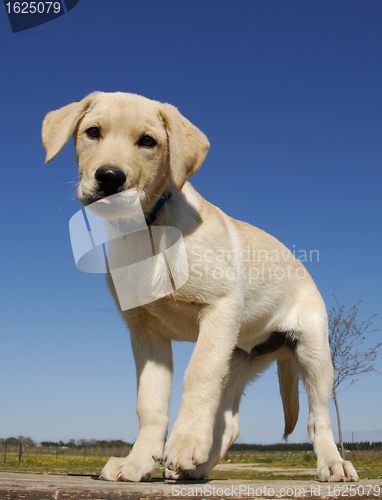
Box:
[1,1,381,446]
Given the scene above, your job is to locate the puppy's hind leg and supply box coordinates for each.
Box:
[295,314,359,482]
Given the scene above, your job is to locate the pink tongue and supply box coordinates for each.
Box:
[96,198,111,204]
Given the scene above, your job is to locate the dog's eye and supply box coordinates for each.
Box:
[86,127,100,139]
[139,135,157,148]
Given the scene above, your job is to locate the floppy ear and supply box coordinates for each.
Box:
[42,92,100,163]
[160,103,210,191]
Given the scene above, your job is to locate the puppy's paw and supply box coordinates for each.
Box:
[164,428,212,474]
[99,455,155,482]
[317,460,359,482]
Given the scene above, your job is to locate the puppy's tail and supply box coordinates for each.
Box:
[277,357,299,439]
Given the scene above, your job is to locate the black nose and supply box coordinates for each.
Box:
[94,166,126,196]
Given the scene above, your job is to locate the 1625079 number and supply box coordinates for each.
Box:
[5,2,61,14]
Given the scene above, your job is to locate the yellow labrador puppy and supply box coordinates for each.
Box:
[42,92,358,482]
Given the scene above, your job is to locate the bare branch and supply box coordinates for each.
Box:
[328,296,381,455]
[329,296,380,390]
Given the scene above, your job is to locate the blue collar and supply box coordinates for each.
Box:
[145,192,172,226]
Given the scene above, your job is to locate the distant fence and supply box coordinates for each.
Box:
[230,441,382,453]
[270,430,382,446]
[1,437,381,464]
[0,443,132,464]
[1,442,23,463]
[334,431,382,444]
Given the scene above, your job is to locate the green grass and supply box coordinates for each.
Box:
[0,452,106,475]
[1,450,381,480]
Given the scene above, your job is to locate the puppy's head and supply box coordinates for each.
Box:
[42,92,209,210]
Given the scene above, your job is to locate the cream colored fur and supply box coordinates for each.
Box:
[42,92,358,483]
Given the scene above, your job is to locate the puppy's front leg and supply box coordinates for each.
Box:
[101,331,172,482]
[164,296,240,477]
